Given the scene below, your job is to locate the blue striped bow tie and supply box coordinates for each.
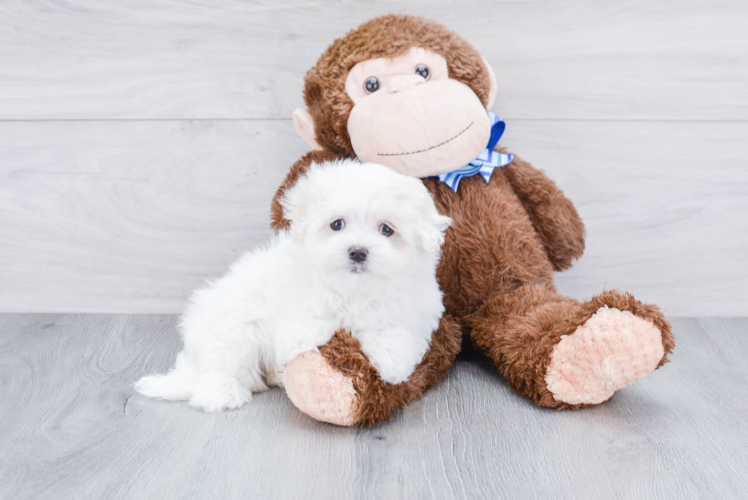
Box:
[436,111,514,192]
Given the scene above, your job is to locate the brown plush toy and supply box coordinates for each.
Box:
[272,14,675,426]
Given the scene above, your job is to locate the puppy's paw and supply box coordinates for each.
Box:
[188,375,252,412]
[265,371,284,387]
[284,351,358,426]
[135,375,172,399]
[135,373,194,401]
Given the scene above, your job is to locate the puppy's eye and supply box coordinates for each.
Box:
[379,224,394,237]
[415,64,430,80]
[364,77,380,93]
[330,219,345,231]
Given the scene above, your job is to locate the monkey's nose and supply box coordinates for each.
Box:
[388,74,426,93]
[348,247,368,263]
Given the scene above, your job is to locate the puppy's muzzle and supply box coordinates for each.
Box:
[348,246,368,263]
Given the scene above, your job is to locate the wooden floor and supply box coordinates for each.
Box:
[1,314,747,499]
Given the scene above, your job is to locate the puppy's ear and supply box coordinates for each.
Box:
[279,174,313,239]
[392,174,452,252]
[415,212,452,253]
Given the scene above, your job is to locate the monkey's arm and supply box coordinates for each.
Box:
[284,316,462,426]
[500,153,586,271]
[270,150,346,231]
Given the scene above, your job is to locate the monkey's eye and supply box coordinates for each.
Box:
[415,64,430,80]
[364,77,380,93]
[330,219,345,231]
[379,224,394,237]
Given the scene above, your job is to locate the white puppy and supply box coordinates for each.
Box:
[136,160,451,412]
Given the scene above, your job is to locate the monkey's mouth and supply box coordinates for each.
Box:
[377,122,473,157]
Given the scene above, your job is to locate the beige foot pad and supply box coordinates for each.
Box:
[284,351,358,426]
[545,306,665,405]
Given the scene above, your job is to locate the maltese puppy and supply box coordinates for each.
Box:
[136,160,451,412]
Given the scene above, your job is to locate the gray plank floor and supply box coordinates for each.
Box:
[1,314,747,499]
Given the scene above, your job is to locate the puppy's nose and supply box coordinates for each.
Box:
[348,247,368,263]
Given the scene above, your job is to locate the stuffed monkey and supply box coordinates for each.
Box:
[272,15,675,426]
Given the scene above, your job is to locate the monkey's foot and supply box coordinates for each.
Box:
[544,306,666,405]
[284,351,359,426]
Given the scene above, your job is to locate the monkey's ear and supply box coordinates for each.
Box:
[293,108,323,150]
[482,56,498,110]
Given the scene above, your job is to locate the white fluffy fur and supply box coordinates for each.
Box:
[136,160,451,412]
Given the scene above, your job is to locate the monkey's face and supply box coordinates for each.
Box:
[343,48,492,178]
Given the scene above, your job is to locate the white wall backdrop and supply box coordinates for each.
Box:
[1,0,746,315]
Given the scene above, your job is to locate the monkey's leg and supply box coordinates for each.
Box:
[283,316,462,426]
[467,283,674,409]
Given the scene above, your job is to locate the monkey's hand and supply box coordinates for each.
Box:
[500,152,586,271]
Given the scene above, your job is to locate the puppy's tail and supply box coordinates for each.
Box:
[135,353,198,401]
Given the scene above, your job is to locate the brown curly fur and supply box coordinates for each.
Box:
[273,14,675,425]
